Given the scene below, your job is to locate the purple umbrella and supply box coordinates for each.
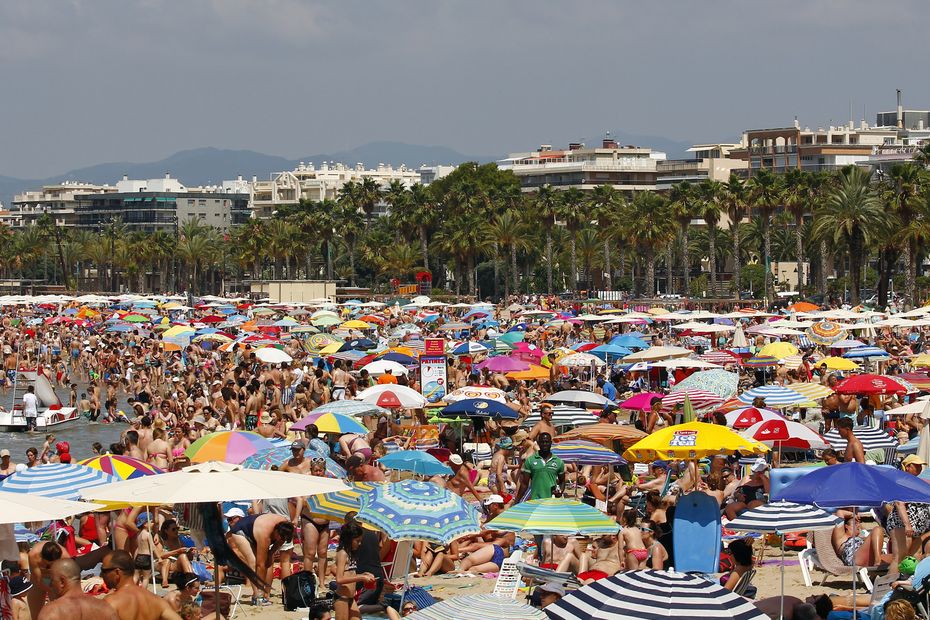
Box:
[475,356,529,373]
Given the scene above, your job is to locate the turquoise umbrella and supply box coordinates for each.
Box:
[357,480,481,544]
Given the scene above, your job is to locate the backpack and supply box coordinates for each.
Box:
[281,570,318,611]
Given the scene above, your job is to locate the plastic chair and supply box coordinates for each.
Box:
[798,529,875,592]
[491,550,523,598]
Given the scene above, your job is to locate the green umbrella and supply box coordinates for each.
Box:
[486,498,620,535]
[311,315,341,327]
[498,332,525,344]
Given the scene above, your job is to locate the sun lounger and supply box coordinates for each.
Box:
[513,561,582,590]
[798,529,876,593]
[490,550,523,598]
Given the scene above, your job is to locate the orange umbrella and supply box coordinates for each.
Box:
[359,315,385,325]
[557,423,646,448]
[788,301,819,313]
[505,365,550,381]
[161,342,182,352]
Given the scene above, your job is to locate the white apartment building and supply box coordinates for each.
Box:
[250,162,423,219]
[6,181,117,229]
[497,136,666,193]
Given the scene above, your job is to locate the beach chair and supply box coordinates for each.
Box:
[491,550,523,598]
[513,562,583,590]
[798,529,875,593]
[732,568,757,598]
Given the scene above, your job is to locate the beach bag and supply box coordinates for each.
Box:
[200,590,231,618]
[281,570,318,611]
[191,560,212,583]
[718,551,734,573]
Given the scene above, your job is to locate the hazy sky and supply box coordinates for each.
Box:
[1,0,928,178]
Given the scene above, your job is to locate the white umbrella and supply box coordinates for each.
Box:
[254,347,293,364]
[445,386,506,403]
[356,384,428,408]
[547,390,616,408]
[82,461,347,505]
[559,353,606,367]
[0,491,104,524]
[622,346,693,362]
[361,360,409,377]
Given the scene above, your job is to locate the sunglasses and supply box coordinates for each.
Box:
[402,606,417,613]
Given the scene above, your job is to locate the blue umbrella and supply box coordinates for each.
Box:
[442,398,519,420]
[378,450,453,476]
[105,324,134,333]
[346,338,376,351]
[774,462,930,508]
[0,463,116,501]
[451,342,489,356]
[241,444,346,479]
[589,344,632,361]
[842,347,889,359]
[609,334,649,350]
[381,352,418,365]
[508,323,528,332]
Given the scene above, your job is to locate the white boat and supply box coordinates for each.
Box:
[0,371,79,432]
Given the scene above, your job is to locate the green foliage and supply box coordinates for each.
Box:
[689,274,709,298]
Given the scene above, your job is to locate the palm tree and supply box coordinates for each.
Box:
[627,192,675,297]
[176,233,214,294]
[489,209,530,298]
[557,188,586,291]
[668,182,697,295]
[408,184,436,271]
[357,177,382,230]
[588,184,623,291]
[747,169,783,301]
[575,228,601,291]
[334,200,364,285]
[724,174,748,297]
[148,231,176,292]
[812,166,888,304]
[886,163,925,306]
[534,185,560,293]
[782,169,811,292]
[696,179,724,295]
[101,218,127,292]
[83,239,110,291]
[378,242,419,279]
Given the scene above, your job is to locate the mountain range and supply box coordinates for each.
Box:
[0,133,693,207]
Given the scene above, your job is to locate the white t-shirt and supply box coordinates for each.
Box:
[22,392,39,417]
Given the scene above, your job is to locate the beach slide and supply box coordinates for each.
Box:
[672,490,721,573]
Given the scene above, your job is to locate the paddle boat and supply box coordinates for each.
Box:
[0,371,79,431]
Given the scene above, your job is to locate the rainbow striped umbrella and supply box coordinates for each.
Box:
[306,481,383,523]
[78,455,163,480]
[552,440,624,465]
[486,498,620,536]
[357,480,481,544]
[742,355,779,368]
[290,411,368,434]
[184,431,276,464]
[240,445,346,479]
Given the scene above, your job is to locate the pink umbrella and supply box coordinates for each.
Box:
[618,392,665,412]
[475,356,529,373]
[725,407,783,429]
[742,419,829,450]
[658,389,724,414]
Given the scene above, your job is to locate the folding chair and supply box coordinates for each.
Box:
[491,550,523,598]
[798,529,876,592]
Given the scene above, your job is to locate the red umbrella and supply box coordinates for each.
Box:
[741,419,829,450]
[658,389,723,414]
[724,407,783,429]
[896,372,930,390]
[200,315,225,324]
[700,350,740,365]
[834,374,907,395]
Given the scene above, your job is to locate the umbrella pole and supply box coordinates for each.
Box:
[148,507,157,593]
[851,507,859,619]
[779,532,785,620]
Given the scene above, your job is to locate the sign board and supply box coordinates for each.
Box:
[424,338,445,356]
[398,284,418,295]
[420,356,447,403]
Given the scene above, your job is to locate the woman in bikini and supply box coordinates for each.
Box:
[334,521,376,620]
[147,427,171,471]
[156,518,195,588]
[339,433,372,464]
[300,458,332,585]
[832,513,886,568]
[168,425,191,463]
[621,511,649,569]
[114,506,144,553]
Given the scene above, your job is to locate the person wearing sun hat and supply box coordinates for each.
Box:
[9,575,32,618]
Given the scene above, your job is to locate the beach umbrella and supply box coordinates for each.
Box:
[622,421,768,462]
[816,356,859,371]
[544,569,768,620]
[474,356,529,373]
[298,400,389,418]
[547,390,616,409]
[588,344,632,361]
[184,431,276,464]
[163,325,195,339]
[0,463,117,501]
[617,392,665,412]
[834,373,907,395]
[305,481,383,523]
[699,350,740,365]
[290,325,320,334]
[822,426,897,451]
[356,480,482,545]
[741,419,830,450]
[451,342,489,356]
[505,364,550,381]
[290,411,369,434]
[806,321,847,345]
[240,445,346,479]
[498,331,525,345]
[378,450,452,476]
[344,337,377,351]
[672,370,739,400]
[622,346,693,362]
[361,360,409,377]
[408,594,545,620]
[551,440,624,465]
[523,405,599,429]
[727,501,842,620]
[558,352,606,368]
[357,384,428,409]
[379,351,418,365]
[841,346,890,359]
[609,334,649,350]
[736,385,806,407]
[787,382,834,402]
[254,347,293,364]
[658,389,724,415]
[78,455,163,480]
[445,386,506,403]
[776,461,930,508]
[105,323,134,333]
[831,338,867,349]
[486,498,620,536]
[311,314,341,327]
[442,398,519,420]
[0,491,104,524]
[911,354,930,368]
[558,422,646,448]
[742,355,778,368]
[759,341,799,358]
[725,407,783,429]
[897,372,930,390]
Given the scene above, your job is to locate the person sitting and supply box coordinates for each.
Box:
[639,522,668,570]
[155,519,194,589]
[721,538,754,592]
[165,572,222,620]
[832,513,886,567]
[577,534,624,583]
[620,511,649,569]
[724,458,769,520]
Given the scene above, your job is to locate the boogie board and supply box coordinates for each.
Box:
[673,490,721,573]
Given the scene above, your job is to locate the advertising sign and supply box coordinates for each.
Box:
[420,356,447,403]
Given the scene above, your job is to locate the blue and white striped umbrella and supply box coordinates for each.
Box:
[0,463,116,501]
[305,400,389,417]
[552,440,625,465]
[822,426,898,451]
[737,385,807,407]
[726,501,841,533]
[523,405,598,428]
[842,346,890,359]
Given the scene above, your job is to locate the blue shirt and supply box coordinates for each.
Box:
[601,381,618,401]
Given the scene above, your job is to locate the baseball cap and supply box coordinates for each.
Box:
[290,440,305,450]
[224,507,246,519]
[651,460,668,470]
[751,458,769,473]
[483,494,505,506]
[538,583,565,597]
[0,449,9,458]
[903,455,927,467]
[448,454,464,466]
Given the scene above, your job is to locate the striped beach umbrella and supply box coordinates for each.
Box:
[672,370,739,400]
[557,423,647,448]
[301,400,389,418]
[486,498,620,536]
[823,426,897,451]
[290,411,369,434]
[78,455,163,480]
[659,389,724,415]
[305,481,382,523]
[408,594,545,620]
[896,372,930,390]
[545,570,768,620]
[724,407,783,430]
[699,350,740,365]
[524,405,598,429]
[742,355,778,368]
[787,382,834,402]
[0,463,116,501]
[551,440,624,465]
[806,321,847,346]
[737,385,807,407]
[842,346,890,359]
[184,431,276,464]
[357,480,481,544]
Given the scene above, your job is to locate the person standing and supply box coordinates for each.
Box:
[23,385,38,431]
[520,433,565,500]
[37,559,119,620]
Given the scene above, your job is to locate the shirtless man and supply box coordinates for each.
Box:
[102,550,182,620]
[331,361,350,401]
[446,454,483,500]
[280,440,313,474]
[37,559,119,620]
[346,455,385,482]
[836,417,865,463]
[488,437,514,496]
[0,448,16,476]
[529,403,558,441]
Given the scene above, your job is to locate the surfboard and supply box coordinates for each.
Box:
[672,490,721,573]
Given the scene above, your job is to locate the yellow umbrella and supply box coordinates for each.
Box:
[161,302,182,310]
[506,365,550,381]
[163,325,195,339]
[911,354,930,368]
[319,342,344,355]
[340,320,372,330]
[622,421,769,462]
[817,356,859,371]
[788,382,834,401]
[759,342,799,359]
[648,307,669,316]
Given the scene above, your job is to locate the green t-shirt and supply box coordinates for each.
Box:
[522,452,565,500]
